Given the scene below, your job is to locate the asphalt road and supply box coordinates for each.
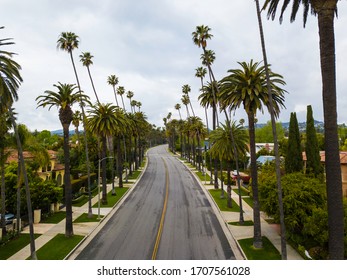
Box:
[76,145,235,260]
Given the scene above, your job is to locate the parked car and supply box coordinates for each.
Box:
[0,213,15,225]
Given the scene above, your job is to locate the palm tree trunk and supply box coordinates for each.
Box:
[69,51,93,218]
[117,137,123,188]
[316,4,344,259]
[223,111,244,223]
[227,161,232,208]
[248,112,262,248]
[10,108,37,259]
[63,123,73,237]
[255,0,285,258]
[87,66,101,104]
[1,151,5,237]
[101,136,108,204]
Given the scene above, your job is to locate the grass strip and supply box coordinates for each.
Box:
[0,233,41,260]
[92,187,129,208]
[33,233,84,260]
[228,220,254,226]
[208,189,240,212]
[73,213,103,223]
[41,211,66,224]
[238,236,281,260]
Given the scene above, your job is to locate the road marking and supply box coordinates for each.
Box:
[151,157,169,260]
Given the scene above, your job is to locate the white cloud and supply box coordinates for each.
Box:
[1,0,347,131]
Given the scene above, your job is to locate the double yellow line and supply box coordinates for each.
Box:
[151,158,169,260]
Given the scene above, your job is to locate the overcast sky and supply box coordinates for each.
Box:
[1,0,347,131]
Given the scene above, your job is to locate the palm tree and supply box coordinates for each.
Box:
[72,110,81,145]
[57,32,93,218]
[263,0,344,260]
[117,86,126,110]
[80,51,101,104]
[136,101,142,112]
[219,60,286,248]
[127,91,134,113]
[210,121,249,208]
[130,100,137,112]
[254,0,288,259]
[36,82,90,237]
[174,103,182,120]
[107,75,120,107]
[0,28,36,259]
[87,103,127,204]
[182,84,196,117]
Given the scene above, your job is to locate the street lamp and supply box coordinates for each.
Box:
[98,156,114,219]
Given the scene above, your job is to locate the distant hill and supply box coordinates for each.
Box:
[253,120,325,132]
[51,129,76,136]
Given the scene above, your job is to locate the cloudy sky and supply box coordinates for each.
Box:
[1,0,347,131]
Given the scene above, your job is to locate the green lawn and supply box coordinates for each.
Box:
[233,186,250,197]
[41,211,66,224]
[125,170,142,181]
[33,233,84,260]
[228,220,254,226]
[0,233,41,260]
[92,187,129,208]
[243,197,254,208]
[208,189,241,212]
[238,236,281,260]
[73,213,103,223]
[195,170,212,183]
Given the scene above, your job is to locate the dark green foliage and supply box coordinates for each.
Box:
[305,105,323,177]
[285,112,302,173]
[258,163,347,259]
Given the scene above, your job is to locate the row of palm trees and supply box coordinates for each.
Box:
[164,24,287,255]
[36,32,151,240]
[1,29,151,259]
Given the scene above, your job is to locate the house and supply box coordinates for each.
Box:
[6,149,65,186]
[302,151,347,198]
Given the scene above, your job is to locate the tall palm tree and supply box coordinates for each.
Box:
[181,94,190,118]
[87,103,127,204]
[175,103,183,157]
[117,86,126,110]
[263,0,344,260]
[130,100,137,112]
[80,51,101,104]
[36,82,89,237]
[0,28,36,259]
[254,0,287,258]
[174,103,182,120]
[182,84,195,117]
[57,32,93,218]
[210,121,249,208]
[107,75,120,107]
[126,91,134,113]
[219,60,286,248]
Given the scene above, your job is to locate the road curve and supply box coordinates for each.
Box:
[76,145,235,260]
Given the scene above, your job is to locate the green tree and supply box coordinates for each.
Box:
[255,121,284,143]
[36,82,90,237]
[285,112,302,173]
[305,105,323,177]
[263,0,344,260]
[87,103,127,204]
[0,27,36,259]
[219,60,286,248]
[210,121,248,208]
